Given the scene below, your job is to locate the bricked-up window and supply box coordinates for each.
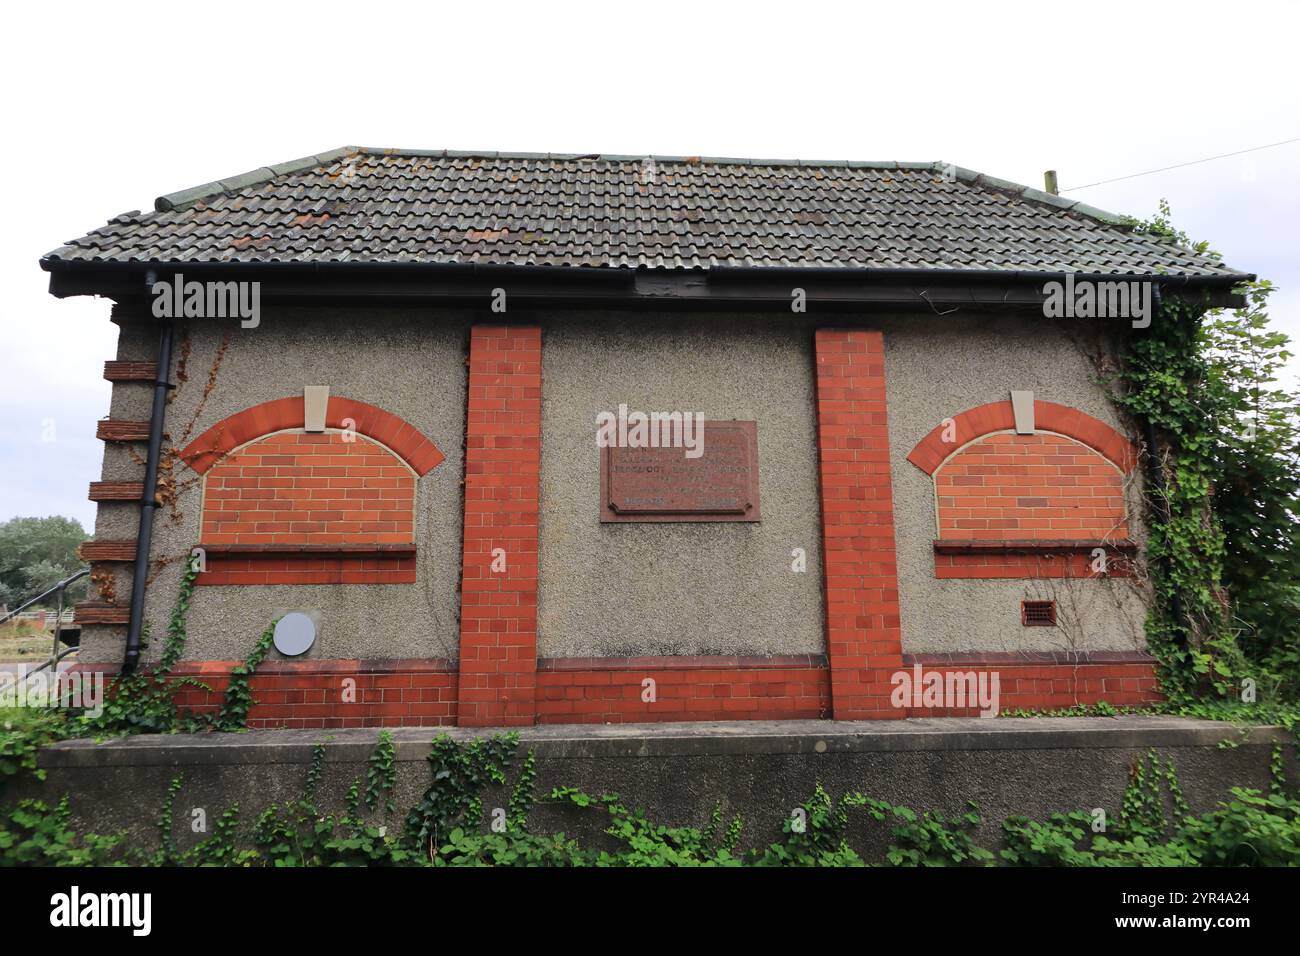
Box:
[197,430,417,585]
[930,431,1131,580]
[935,433,1127,541]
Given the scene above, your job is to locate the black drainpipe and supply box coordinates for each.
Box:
[123,270,175,673]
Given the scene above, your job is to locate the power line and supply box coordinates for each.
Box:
[1063,136,1300,191]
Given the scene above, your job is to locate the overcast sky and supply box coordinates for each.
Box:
[2,0,1297,532]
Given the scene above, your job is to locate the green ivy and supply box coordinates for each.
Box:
[1112,204,1300,708]
[364,730,397,814]
[0,706,67,782]
[77,560,213,736]
[506,749,535,832]
[403,732,517,857]
[213,622,276,732]
[0,796,121,866]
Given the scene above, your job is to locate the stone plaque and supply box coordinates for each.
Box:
[600,420,760,522]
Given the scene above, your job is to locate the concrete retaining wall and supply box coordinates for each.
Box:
[19,717,1291,857]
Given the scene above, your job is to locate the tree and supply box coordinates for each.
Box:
[0,516,90,610]
[1202,281,1300,683]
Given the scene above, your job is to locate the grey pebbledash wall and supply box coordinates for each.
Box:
[80,305,469,663]
[536,312,825,658]
[79,305,1150,667]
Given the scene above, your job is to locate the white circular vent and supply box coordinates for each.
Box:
[273,612,317,656]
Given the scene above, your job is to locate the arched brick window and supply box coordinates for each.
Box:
[908,400,1138,579]
[181,396,443,585]
[935,432,1128,540]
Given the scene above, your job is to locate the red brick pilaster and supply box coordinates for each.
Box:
[814,329,904,719]
[457,326,542,726]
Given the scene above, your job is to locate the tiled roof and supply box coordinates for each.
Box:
[43,147,1244,278]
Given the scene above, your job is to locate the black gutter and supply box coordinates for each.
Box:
[39,256,1255,286]
[123,273,174,674]
[708,265,1253,286]
[40,259,1252,314]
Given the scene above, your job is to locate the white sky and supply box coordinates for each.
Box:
[2,0,1297,532]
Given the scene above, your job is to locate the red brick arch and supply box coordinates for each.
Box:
[906,400,1138,476]
[180,396,444,476]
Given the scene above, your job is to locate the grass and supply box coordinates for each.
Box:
[0,623,63,663]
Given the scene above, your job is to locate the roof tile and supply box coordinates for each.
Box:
[44,147,1243,278]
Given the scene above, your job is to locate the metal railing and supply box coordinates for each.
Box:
[5,608,75,627]
[0,568,89,674]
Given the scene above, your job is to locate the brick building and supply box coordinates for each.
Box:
[42,147,1248,727]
